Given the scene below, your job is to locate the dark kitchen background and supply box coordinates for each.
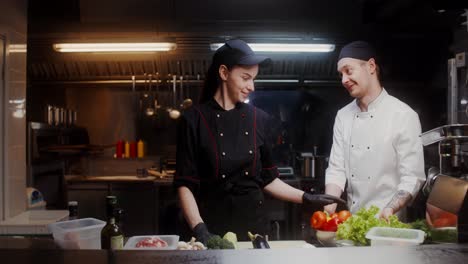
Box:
[21,0,468,238]
[26,0,466,159]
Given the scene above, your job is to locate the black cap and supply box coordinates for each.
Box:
[338,41,376,62]
[213,39,271,67]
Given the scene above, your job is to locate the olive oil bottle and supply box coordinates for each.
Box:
[101,196,124,250]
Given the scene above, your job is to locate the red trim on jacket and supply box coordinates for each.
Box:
[193,106,219,178]
[252,108,257,177]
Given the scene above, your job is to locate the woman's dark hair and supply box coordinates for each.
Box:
[199,39,270,103]
[199,59,234,103]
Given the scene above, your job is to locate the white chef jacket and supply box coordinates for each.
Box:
[325,89,426,216]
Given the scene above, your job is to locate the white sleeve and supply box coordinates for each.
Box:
[395,110,426,197]
[325,113,347,191]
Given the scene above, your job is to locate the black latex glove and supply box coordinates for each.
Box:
[302,192,348,209]
[193,222,214,245]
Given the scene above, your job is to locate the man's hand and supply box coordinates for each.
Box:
[302,193,347,208]
[379,207,394,221]
[193,222,214,245]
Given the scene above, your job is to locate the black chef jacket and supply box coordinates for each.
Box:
[174,98,279,239]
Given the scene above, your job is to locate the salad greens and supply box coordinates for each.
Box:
[336,206,410,245]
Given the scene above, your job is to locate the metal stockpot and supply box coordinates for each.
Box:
[299,152,314,177]
[298,152,328,178]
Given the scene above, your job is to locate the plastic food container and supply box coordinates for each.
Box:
[48,218,106,249]
[365,227,425,246]
[124,235,179,250]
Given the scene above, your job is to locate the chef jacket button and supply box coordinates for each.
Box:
[371,115,374,118]
[221,174,226,179]
[259,200,263,205]
[220,132,224,137]
[222,152,226,156]
[353,201,356,204]
[241,113,246,118]
[245,131,249,135]
[244,171,249,175]
[367,146,370,150]
[351,145,354,148]
[352,174,354,178]
[216,114,220,118]
[249,150,253,154]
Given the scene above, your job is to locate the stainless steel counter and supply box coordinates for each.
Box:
[1,237,467,264]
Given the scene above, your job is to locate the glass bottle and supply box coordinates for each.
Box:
[101,196,124,250]
[68,201,78,220]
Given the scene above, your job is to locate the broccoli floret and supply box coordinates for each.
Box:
[206,235,235,249]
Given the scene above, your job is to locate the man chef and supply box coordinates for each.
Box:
[324,41,426,220]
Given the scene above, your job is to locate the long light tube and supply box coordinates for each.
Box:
[53,42,177,53]
[9,44,27,53]
[210,43,335,53]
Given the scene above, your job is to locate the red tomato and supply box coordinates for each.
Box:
[310,211,327,229]
[337,210,352,222]
[433,212,457,227]
[322,218,340,232]
[330,213,338,219]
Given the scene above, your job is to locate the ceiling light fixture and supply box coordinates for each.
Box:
[254,79,299,83]
[9,44,27,53]
[210,43,335,53]
[53,42,177,53]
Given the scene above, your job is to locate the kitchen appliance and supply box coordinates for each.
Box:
[27,122,90,209]
[419,52,468,243]
[420,125,468,243]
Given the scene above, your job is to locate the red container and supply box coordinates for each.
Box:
[130,141,137,158]
[116,140,124,158]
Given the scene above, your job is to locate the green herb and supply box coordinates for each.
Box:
[431,228,457,243]
[336,206,410,246]
[409,219,431,243]
[206,235,235,249]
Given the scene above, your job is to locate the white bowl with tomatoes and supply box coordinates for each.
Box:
[310,210,351,247]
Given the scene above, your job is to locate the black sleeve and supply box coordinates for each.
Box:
[173,114,200,193]
[258,111,279,187]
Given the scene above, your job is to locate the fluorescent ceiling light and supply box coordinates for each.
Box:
[53,42,177,53]
[210,43,335,53]
[254,79,299,83]
[10,44,27,53]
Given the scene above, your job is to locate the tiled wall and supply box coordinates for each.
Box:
[0,0,27,220]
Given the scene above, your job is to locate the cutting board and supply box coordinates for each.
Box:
[236,240,315,249]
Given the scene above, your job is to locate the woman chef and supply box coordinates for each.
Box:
[174,39,345,243]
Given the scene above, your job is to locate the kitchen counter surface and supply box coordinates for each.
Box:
[1,237,467,264]
[65,175,173,185]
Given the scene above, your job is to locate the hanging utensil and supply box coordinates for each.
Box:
[169,74,181,119]
[154,72,161,110]
[145,74,155,116]
[181,74,193,109]
[139,73,147,114]
[179,75,184,109]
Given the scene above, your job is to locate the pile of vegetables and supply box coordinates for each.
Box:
[310,210,352,232]
[336,206,409,245]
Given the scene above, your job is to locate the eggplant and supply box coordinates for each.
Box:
[248,231,270,249]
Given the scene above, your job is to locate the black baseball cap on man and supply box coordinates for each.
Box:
[213,39,271,67]
[338,41,376,62]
